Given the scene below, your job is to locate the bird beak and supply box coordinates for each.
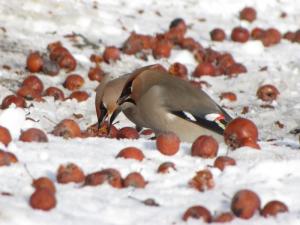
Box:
[106,107,121,133]
[97,111,108,129]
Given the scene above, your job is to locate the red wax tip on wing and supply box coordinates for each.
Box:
[215,114,225,121]
[205,113,224,122]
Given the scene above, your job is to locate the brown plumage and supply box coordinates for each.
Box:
[116,64,233,142]
[95,64,165,128]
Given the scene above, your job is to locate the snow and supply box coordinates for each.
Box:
[0,0,300,224]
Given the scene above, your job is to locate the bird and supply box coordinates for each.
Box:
[95,64,166,129]
[115,64,233,143]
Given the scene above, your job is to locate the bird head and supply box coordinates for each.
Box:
[97,101,121,132]
[116,79,136,106]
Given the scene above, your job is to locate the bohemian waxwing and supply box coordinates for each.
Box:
[95,64,166,128]
[116,64,233,143]
[95,74,134,128]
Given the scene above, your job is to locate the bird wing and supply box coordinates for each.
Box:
[118,64,168,103]
[170,110,225,135]
[158,76,233,134]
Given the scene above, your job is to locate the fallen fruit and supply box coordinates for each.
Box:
[122,32,154,55]
[17,86,41,101]
[204,48,220,63]
[69,91,89,102]
[152,36,172,59]
[0,150,18,166]
[44,87,65,101]
[57,163,85,184]
[182,205,212,222]
[123,172,146,188]
[1,95,26,109]
[225,63,247,76]
[224,117,259,149]
[26,52,43,73]
[179,37,203,52]
[231,189,261,219]
[168,62,188,80]
[240,137,260,149]
[63,74,84,91]
[261,28,281,47]
[157,162,176,174]
[283,31,295,42]
[214,156,236,171]
[239,7,257,22]
[32,177,56,194]
[220,92,237,102]
[231,27,250,43]
[169,18,187,35]
[86,122,118,138]
[189,169,214,192]
[29,188,56,211]
[251,27,265,40]
[22,75,44,94]
[52,119,81,139]
[90,54,103,64]
[261,200,288,217]
[19,128,48,143]
[84,168,122,188]
[0,126,12,146]
[57,52,77,72]
[88,66,105,82]
[191,135,219,158]
[103,46,121,63]
[210,28,226,42]
[48,42,76,72]
[214,212,235,223]
[116,147,145,161]
[117,127,140,139]
[156,132,180,156]
[193,62,216,77]
[256,84,279,102]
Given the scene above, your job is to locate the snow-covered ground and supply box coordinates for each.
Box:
[0,0,300,224]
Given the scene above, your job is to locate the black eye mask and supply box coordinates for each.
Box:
[119,80,133,100]
[97,102,108,128]
[117,80,136,105]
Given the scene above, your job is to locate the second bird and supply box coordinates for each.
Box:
[112,64,233,143]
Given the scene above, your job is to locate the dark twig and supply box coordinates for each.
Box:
[70,32,99,49]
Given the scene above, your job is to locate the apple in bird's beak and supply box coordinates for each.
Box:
[97,103,121,134]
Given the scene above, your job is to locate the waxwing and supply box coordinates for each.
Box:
[95,74,133,128]
[95,64,166,128]
[116,65,233,142]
